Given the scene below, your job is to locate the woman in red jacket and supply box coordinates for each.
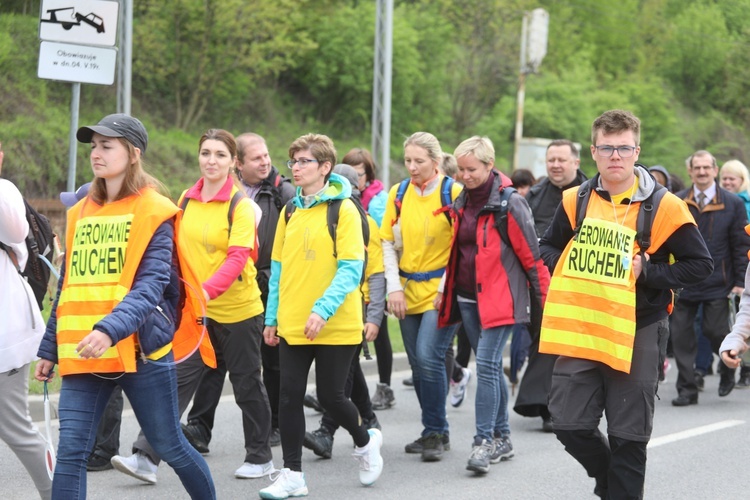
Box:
[437,136,549,475]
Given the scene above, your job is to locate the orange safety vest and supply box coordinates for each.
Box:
[57,188,214,375]
[539,185,691,373]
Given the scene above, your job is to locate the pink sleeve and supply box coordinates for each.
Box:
[202,246,252,300]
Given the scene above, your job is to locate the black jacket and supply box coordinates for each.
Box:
[526,169,588,237]
[675,185,750,301]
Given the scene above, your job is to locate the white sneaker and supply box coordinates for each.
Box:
[450,367,472,407]
[259,468,308,499]
[352,428,383,486]
[110,452,158,484]
[235,460,275,479]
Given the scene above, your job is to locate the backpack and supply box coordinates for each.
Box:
[490,186,518,249]
[180,190,259,262]
[284,196,370,283]
[0,199,55,309]
[573,178,668,252]
[394,176,456,225]
[269,173,292,212]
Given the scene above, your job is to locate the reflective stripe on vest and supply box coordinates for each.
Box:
[57,189,178,376]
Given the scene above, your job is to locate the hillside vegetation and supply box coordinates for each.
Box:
[3,0,750,197]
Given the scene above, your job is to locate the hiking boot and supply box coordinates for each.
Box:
[352,428,383,486]
[86,453,113,472]
[403,376,414,387]
[259,468,308,499]
[235,460,275,479]
[269,427,282,447]
[490,435,514,463]
[182,422,210,454]
[450,368,471,408]
[404,433,451,454]
[421,433,446,462]
[466,439,494,474]
[303,427,333,459]
[110,452,158,484]
[371,383,396,410]
[363,414,382,431]
[303,390,324,413]
[671,394,698,406]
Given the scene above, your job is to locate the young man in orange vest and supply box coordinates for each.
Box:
[537,109,712,498]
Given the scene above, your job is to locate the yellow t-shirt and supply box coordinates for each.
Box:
[362,214,384,303]
[380,176,462,314]
[178,188,263,323]
[272,199,364,345]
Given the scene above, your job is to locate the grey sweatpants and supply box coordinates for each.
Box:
[0,363,52,499]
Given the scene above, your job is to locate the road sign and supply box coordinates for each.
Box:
[38,41,117,85]
[39,0,119,47]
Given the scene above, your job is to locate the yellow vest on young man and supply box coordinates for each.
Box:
[539,184,688,373]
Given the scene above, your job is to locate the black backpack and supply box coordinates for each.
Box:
[1,199,55,309]
[573,178,668,252]
[284,196,370,284]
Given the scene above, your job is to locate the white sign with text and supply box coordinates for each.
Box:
[38,41,117,85]
[39,0,119,47]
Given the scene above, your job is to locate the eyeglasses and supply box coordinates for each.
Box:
[594,145,637,158]
[286,158,319,168]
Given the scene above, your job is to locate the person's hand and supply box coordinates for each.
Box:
[433,292,443,310]
[721,349,742,369]
[388,291,407,319]
[364,322,380,342]
[34,359,55,382]
[76,330,113,359]
[304,313,326,341]
[632,252,650,280]
[263,326,279,346]
[731,287,744,296]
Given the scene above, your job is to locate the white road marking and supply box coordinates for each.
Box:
[648,420,745,448]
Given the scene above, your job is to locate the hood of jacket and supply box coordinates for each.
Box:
[292,172,351,209]
[592,163,657,203]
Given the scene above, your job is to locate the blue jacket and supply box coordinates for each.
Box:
[676,185,750,301]
[38,221,179,363]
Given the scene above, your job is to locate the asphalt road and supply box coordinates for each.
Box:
[4,357,749,499]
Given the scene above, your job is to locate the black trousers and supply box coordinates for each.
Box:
[372,313,392,386]
[671,298,731,398]
[320,343,375,434]
[278,339,369,471]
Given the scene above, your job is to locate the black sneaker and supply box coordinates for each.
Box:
[719,366,736,397]
[363,414,382,430]
[371,383,396,410]
[466,439,494,474]
[421,433,446,462]
[86,453,113,472]
[269,427,281,447]
[694,372,705,391]
[182,423,210,454]
[303,427,333,458]
[303,390,324,413]
[737,369,750,389]
[404,434,451,454]
[403,376,414,387]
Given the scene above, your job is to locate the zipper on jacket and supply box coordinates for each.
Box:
[155,305,172,324]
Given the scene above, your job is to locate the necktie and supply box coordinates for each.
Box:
[698,192,707,210]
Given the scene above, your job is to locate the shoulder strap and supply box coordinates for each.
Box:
[636,185,667,252]
[393,178,410,220]
[179,196,190,212]
[326,199,343,259]
[493,186,517,249]
[573,179,594,235]
[438,176,455,224]
[226,190,245,238]
[284,199,296,224]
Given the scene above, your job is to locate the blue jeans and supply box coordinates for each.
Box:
[54,352,216,500]
[399,310,456,435]
[458,302,512,441]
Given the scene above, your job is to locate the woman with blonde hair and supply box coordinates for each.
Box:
[720,159,750,220]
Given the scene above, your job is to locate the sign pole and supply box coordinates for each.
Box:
[67,83,80,192]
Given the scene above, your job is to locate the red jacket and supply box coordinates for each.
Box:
[438,171,549,329]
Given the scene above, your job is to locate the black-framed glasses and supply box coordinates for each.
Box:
[286,158,319,168]
[595,145,637,158]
